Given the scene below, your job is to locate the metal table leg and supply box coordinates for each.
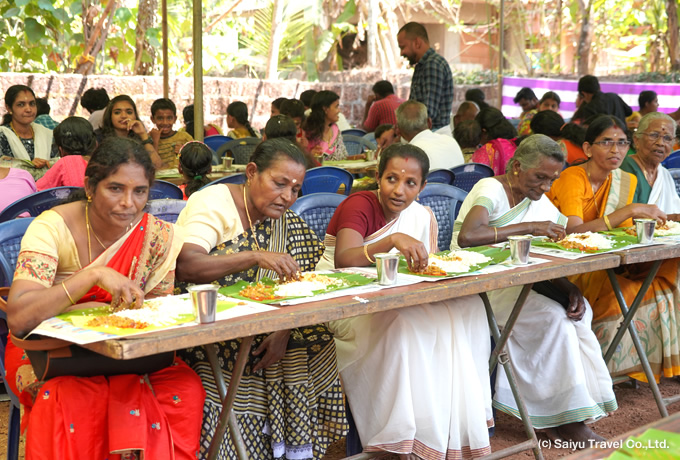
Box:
[605,264,668,418]
[206,336,255,460]
[481,288,543,460]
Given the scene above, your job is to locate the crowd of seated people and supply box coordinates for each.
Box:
[5,69,680,460]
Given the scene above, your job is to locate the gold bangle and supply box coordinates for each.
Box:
[603,215,613,231]
[61,281,75,305]
[363,244,375,264]
[493,226,498,243]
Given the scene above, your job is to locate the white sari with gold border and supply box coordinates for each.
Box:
[451,177,617,429]
[317,200,493,460]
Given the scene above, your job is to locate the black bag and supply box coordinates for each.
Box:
[14,334,175,381]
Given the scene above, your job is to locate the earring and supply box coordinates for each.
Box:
[246,179,251,186]
[514,171,518,175]
[87,195,92,202]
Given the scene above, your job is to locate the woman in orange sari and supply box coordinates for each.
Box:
[5,137,205,459]
[547,115,677,382]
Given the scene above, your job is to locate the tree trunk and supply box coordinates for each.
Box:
[576,0,593,75]
[667,0,680,71]
[266,0,285,80]
[135,0,158,75]
[74,0,117,74]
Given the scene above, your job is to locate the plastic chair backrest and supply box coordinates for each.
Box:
[149,180,184,200]
[0,218,34,288]
[450,163,494,193]
[416,184,468,251]
[662,150,680,169]
[342,128,367,137]
[427,168,456,185]
[668,168,680,196]
[342,134,374,156]
[145,199,187,224]
[0,186,80,224]
[200,174,248,190]
[301,166,354,196]
[362,132,377,149]
[217,137,261,164]
[289,193,346,241]
[203,135,233,153]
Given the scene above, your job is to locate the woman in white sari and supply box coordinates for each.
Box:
[452,134,617,443]
[317,144,492,460]
[0,85,55,169]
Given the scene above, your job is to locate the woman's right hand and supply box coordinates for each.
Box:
[94,267,144,311]
[255,251,301,281]
[530,221,566,240]
[628,203,667,224]
[391,233,429,272]
[32,158,49,169]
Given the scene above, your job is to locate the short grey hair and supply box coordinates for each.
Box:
[396,100,428,136]
[635,112,676,140]
[507,134,565,171]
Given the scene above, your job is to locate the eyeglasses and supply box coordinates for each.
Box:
[591,139,630,148]
[641,132,674,144]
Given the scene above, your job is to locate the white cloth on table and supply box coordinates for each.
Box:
[452,177,617,428]
[317,200,493,459]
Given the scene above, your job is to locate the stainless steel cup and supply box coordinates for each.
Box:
[188,284,218,324]
[375,253,400,285]
[508,235,532,265]
[634,219,656,244]
[222,156,233,169]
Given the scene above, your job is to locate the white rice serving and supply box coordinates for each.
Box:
[561,232,612,249]
[430,250,491,273]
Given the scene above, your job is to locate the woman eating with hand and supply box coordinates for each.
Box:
[317,143,493,460]
[454,134,616,443]
[549,115,680,382]
[96,94,163,168]
[0,85,57,171]
[5,137,204,459]
[175,138,346,459]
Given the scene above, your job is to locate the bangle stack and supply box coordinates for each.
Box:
[363,244,375,264]
[61,281,75,305]
[603,215,613,231]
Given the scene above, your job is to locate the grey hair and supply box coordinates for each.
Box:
[396,100,429,136]
[635,112,676,140]
[507,134,565,171]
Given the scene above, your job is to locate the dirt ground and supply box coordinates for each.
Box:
[1,379,678,459]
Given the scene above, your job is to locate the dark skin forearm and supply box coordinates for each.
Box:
[175,243,261,283]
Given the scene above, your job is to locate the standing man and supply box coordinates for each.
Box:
[397,22,454,131]
[361,80,404,132]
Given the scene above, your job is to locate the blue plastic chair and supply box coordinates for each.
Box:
[289,193,346,241]
[342,128,367,137]
[662,150,680,169]
[417,184,468,251]
[217,137,261,164]
[203,135,232,153]
[301,166,354,196]
[427,168,456,185]
[199,174,248,190]
[362,132,377,149]
[668,168,680,196]
[0,186,81,224]
[450,163,494,193]
[0,217,34,460]
[342,134,375,156]
[149,180,183,200]
[145,199,187,224]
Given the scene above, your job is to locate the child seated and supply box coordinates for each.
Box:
[178,141,213,199]
[150,98,194,169]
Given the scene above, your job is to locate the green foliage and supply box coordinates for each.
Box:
[452,70,498,85]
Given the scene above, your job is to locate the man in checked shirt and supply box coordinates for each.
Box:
[397,22,454,132]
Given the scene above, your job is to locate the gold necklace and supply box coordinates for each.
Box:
[85,202,94,264]
[633,155,657,185]
[506,175,517,207]
[243,184,263,251]
[10,121,33,139]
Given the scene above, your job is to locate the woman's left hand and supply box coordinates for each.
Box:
[32,158,49,168]
[252,329,291,371]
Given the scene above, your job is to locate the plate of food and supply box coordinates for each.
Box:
[399,246,511,278]
[613,221,680,238]
[60,294,240,336]
[219,272,375,304]
[532,232,635,253]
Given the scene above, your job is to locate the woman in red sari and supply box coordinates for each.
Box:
[5,137,205,460]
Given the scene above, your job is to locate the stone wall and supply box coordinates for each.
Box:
[0,72,498,132]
